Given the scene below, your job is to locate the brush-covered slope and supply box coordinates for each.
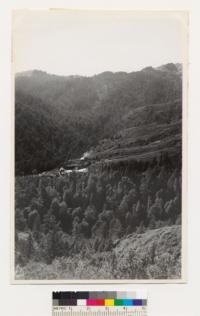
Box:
[15,225,181,280]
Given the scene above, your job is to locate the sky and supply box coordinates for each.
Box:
[13,10,187,76]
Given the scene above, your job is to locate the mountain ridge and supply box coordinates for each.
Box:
[16,62,182,79]
[15,62,182,174]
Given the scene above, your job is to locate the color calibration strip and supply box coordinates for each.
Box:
[53,298,147,306]
[52,292,147,316]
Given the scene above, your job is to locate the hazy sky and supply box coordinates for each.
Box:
[13,10,187,76]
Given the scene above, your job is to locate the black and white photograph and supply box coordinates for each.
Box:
[13,10,187,281]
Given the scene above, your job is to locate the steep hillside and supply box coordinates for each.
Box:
[91,98,181,167]
[16,64,182,116]
[15,225,181,280]
[114,225,181,279]
[15,63,183,281]
[92,121,181,168]
[15,63,182,174]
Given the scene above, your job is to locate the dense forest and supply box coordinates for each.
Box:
[15,63,182,279]
[16,162,181,279]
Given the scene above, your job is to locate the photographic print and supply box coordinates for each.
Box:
[12,10,188,282]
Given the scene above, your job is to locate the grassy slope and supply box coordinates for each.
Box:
[15,225,181,280]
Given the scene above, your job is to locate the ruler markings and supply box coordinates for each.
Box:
[52,306,147,316]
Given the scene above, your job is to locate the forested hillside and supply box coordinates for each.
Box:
[15,63,182,174]
[15,164,181,279]
[15,63,182,279]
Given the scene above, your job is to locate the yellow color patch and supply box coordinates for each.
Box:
[105,299,114,306]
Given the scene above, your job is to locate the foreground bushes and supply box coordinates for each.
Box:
[15,225,181,280]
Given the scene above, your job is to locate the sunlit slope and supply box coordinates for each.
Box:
[92,99,182,165]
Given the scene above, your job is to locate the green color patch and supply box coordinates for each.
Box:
[114,299,123,306]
